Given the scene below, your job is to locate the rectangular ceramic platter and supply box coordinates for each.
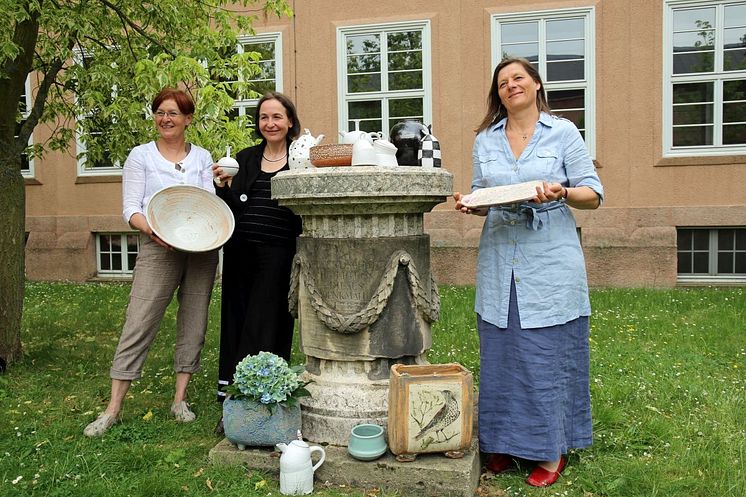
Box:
[461,180,543,208]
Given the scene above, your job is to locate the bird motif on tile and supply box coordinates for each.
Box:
[414,389,460,441]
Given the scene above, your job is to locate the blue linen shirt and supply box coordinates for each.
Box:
[472,112,604,329]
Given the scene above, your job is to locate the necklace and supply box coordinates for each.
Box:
[507,124,534,141]
[262,152,287,162]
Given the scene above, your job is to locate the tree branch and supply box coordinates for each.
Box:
[98,0,176,57]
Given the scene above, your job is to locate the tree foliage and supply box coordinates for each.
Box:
[0,0,292,365]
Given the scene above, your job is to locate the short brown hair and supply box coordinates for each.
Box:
[151,87,195,115]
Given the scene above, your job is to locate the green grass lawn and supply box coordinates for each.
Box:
[0,283,744,496]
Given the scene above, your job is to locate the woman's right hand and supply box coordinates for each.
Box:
[454,192,488,216]
[211,163,231,187]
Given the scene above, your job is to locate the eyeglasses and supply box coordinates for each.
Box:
[154,110,182,118]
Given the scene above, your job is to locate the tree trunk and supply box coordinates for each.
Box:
[0,154,25,365]
[0,4,42,366]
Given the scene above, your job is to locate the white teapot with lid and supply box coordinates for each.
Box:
[275,431,326,495]
[289,129,325,169]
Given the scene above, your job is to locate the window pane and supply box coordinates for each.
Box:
[724,4,746,28]
[348,54,381,73]
[349,100,381,120]
[736,253,746,273]
[673,82,713,104]
[128,253,137,270]
[723,79,746,104]
[719,229,735,249]
[673,31,715,52]
[355,119,382,133]
[347,34,380,55]
[248,80,275,97]
[673,7,715,32]
[243,42,275,60]
[723,124,746,144]
[127,234,138,252]
[546,60,584,81]
[693,230,709,250]
[500,43,538,62]
[388,70,422,91]
[724,27,746,48]
[693,252,709,273]
[737,230,746,249]
[547,89,585,109]
[673,103,713,125]
[387,31,421,51]
[724,49,746,71]
[101,254,111,271]
[678,252,692,273]
[547,40,584,60]
[677,229,693,250]
[673,125,713,146]
[553,109,585,128]
[112,253,122,271]
[348,74,381,93]
[546,18,584,40]
[100,234,111,251]
[389,51,422,71]
[717,252,734,273]
[111,236,121,251]
[673,51,714,73]
[501,22,537,43]
[389,98,423,119]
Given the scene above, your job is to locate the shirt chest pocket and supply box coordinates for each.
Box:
[533,149,560,177]
[477,153,512,186]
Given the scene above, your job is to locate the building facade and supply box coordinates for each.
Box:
[22,0,746,287]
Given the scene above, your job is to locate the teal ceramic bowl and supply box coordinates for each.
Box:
[348,423,387,461]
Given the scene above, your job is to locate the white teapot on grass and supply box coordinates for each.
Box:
[289,129,325,169]
[275,431,326,495]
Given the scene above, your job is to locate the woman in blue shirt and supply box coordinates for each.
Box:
[454,57,604,487]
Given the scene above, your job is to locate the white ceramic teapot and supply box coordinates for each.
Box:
[275,432,326,495]
[351,137,376,166]
[289,129,325,169]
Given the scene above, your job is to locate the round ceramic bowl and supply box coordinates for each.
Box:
[310,144,353,167]
[348,423,387,461]
[145,185,235,252]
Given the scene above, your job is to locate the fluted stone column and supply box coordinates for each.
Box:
[272,166,452,445]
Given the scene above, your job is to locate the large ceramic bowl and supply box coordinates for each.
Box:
[145,185,234,252]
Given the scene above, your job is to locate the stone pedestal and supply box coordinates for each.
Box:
[272,166,452,445]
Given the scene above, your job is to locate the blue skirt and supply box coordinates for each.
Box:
[477,279,592,461]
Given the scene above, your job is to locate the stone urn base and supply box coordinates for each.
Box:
[223,398,301,449]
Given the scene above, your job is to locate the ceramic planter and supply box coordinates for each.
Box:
[222,397,301,449]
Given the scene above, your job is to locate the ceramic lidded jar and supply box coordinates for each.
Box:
[389,121,428,166]
[289,129,325,169]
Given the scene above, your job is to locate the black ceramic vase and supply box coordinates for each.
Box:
[389,120,428,166]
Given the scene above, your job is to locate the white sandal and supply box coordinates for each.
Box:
[83,413,119,437]
[170,401,196,422]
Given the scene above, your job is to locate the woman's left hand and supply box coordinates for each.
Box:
[533,182,566,203]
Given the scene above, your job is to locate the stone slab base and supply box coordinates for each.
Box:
[209,435,480,497]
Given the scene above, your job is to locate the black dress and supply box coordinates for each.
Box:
[214,143,302,401]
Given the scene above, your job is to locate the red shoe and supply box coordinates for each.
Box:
[526,456,566,487]
[486,453,515,474]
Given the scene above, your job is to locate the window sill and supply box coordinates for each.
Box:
[24,177,41,185]
[75,175,123,184]
[656,155,746,167]
[677,275,746,287]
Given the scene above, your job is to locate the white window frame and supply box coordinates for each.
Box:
[491,7,596,158]
[233,32,283,118]
[677,227,746,285]
[663,0,746,157]
[96,232,139,277]
[336,20,432,135]
[19,75,34,178]
[73,49,121,176]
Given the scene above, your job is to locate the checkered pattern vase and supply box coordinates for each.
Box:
[418,127,441,168]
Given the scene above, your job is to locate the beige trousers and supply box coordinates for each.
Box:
[110,234,218,380]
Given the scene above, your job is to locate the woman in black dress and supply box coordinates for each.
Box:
[212,92,302,432]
